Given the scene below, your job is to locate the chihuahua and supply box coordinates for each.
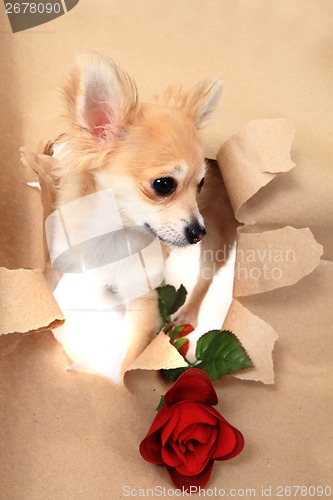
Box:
[44,52,237,378]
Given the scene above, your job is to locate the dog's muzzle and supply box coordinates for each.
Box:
[185,222,206,244]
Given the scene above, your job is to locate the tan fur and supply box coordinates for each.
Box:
[53,103,204,206]
[177,161,238,326]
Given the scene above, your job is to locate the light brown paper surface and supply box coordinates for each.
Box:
[222,300,278,384]
[217,119,296,223]
[233,226,323,297]
[1,0,332,497]
[0,267,64,335]
[127,331,188,372]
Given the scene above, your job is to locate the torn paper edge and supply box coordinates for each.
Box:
[217,118,296,224]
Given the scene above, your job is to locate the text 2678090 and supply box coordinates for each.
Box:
[5,3,61,14]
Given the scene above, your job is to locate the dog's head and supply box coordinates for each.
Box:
[61,52,223,247]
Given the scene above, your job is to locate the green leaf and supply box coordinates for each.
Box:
[195,330,253,380]
[195,330,220,360]
[157,285,176,323]
[156,395,165,411]
[157,284,187,324]
[169,284,187,315]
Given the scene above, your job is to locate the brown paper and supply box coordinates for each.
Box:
[0,267,64,335]
[222,299,278,384]
[20,148,57,221]
[234,225,323,297]
[126,331,188,372]
[20,148,59,282]
[14,64,322,388]
[1,0,333,496]
[218,119,296,224]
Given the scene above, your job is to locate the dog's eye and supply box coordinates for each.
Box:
[153,177,176,196]
[197,177,205,193]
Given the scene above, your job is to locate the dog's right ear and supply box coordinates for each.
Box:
[65,52,138,142]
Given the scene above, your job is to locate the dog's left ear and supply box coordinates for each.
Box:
[66,52,138,142]
[166,79,223,129]
[186,79,223,128]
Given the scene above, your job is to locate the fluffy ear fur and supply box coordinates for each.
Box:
[164,79,223,128]
[65,52,138,141]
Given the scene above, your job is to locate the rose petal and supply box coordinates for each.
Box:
[176,444,212,476]
[160,406,181,446]
[193,404,244,460]
[139,407,173,464]
[190,427,218,463]
[178,422,211,444]
[145,406,173,436]
[169,439,188,463]
[212,421,237,458]
[139,433,164,464]
[176,424,216,469]
[174,427,217,476]
[214,422,244,461]
[177,423,198,443]
[164,369,218,407]
[170,401,217,440]
[176,450,207,476]
[161,442,184,468]
[166,461,214,492]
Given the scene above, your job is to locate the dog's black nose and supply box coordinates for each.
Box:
[185,223,206,244]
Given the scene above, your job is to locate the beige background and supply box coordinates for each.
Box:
[0,1,332,498]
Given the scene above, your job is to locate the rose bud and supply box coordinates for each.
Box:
[168,323,194,359]
[176,338,190,358]
[139,368,244,491]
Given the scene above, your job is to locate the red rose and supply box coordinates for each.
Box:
[139,369,244,491]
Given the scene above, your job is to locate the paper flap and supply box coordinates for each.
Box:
[222,299,278,384]
[20,148,57,222]
[217,119,296,224]
[20,148,59,272]
[126,331,188,372]
[233,226,323,297]
[0,267,64,335]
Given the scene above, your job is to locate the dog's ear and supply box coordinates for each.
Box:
[165,79,223,128]
[66,52,138,141]
[185,79,224,128]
